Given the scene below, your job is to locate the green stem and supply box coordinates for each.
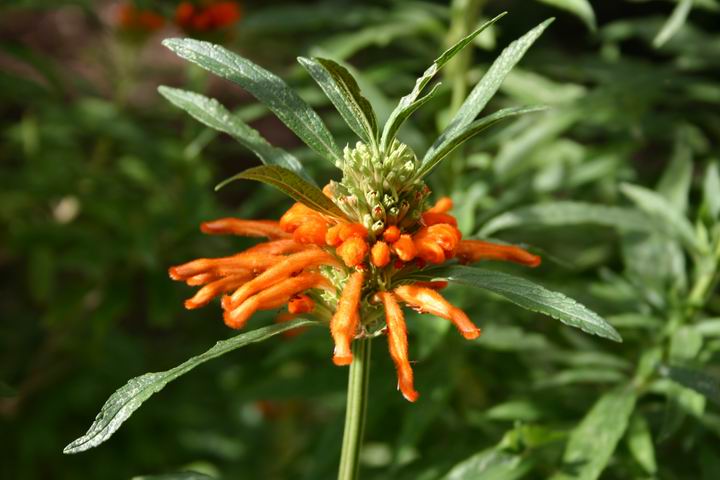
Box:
[337,338,372,480]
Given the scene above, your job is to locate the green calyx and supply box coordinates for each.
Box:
[329,140,429,234]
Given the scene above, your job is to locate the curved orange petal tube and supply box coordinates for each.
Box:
[330,271,364,365]
[378,292,419,402]
[200,218,290,239]
[456,240,541,267]
[394,285,481,340]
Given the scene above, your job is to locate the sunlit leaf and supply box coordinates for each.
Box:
[404,265,622,342]
[216,165,349,220]
[479,201,653,236]
[418,105,546,178]
[442,447,532,480]
[551,386,637,480]
[380,12,507,150]
[703,161,720,219]
[535,0,596,31]
[626,413,657,475]
[158,86,312,183]
[298,57,378,145]
[429,18,554,159]
[653,0,693,48]
[162,38,342,165]
[63,319,317,454]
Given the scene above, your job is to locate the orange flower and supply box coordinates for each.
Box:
[117,3,165,32]
[394,285,481,340]
[175,1,242,32]
[370,241,391,267]
[337,237,369,267]
[170,196,540,402]
[377,292,418,402]
[392,234,416,262]
[456,240,540,267]
[331,271,364,365]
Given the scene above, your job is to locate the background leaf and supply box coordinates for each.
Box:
[653,0,693,48]
[551,386,637,480]
[665,366,720,406]
[216,165,349,220]
[442,447,532,480]
[162,38,342,165]
[535,0,596,31]
[63,319,317,454]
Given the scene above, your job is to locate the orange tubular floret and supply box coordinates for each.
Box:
[279,203,324,232]
[228,249,337,306]
[428,197,453,214]
[337,237,369,267]
[185,272,218,286]
[394,285,481,340]
[456,240,541,267]
[243,239,309,255]
[223,272,327,329]
[414,236,446,264]
[414,281,449,290]
[378,292,419,402]
[383,226,401,243]
[292,219,329,245]
[371,241,391,267]
[422,212,458,227]
[200,218,290,239]
[339,223,368,241]
[184,273,252,310]
[168,253,277,280]
[288,294,314,314]
[325,224,343,247]
[392,234,417,262]
[330,271,364,366]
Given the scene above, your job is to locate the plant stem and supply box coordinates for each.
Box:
[337,337,372,480]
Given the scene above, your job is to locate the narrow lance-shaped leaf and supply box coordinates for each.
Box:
[626,413,657,475]
[63,319,317,454]
[653,0,693,48]
[380,12,507,150]
[427,18,554,161]
[664,365,720,406]
[703,161,720,220]
[535,0,596,31]
[158,86,314,184]
[417,105,546,178]
[406,265,622,342]
[551,386,637,480]
[479,201,658,237]
[443,447,532,480]
[162,38,343,166]
[298,57,378,145]
[217,165,350,220]
[620,183,706,254]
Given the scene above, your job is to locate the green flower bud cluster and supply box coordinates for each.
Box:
[329,140,429,236]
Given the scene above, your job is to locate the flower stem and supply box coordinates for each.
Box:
[337,337,372,480]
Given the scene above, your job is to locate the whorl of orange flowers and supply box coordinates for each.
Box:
[116,3,166,32]
[170,190,540,402]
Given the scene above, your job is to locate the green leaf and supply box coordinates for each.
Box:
[653,0,693,48]
[665,366,720,406]
[418,105,546,178]
[162,38,342,165]
[551,386,637,480]
[380,12,507,150]
[479,201,654,237]
[535,0,596,31]
[621,183,705,254]
[297,57,378,145]
[442,447,532,480]
[216,165,349,220]
[429,18,554,159]
[657,136,693,213]
[404,265,622,342]
[703,161,720,220]
[158,86,312,183]
[63,319,317,454]
[626,413,657,475]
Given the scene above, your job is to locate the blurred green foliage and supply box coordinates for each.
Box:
[1,1,719,479]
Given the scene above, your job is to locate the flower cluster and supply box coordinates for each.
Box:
[170,142,540,402]
[115,1,241,34]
